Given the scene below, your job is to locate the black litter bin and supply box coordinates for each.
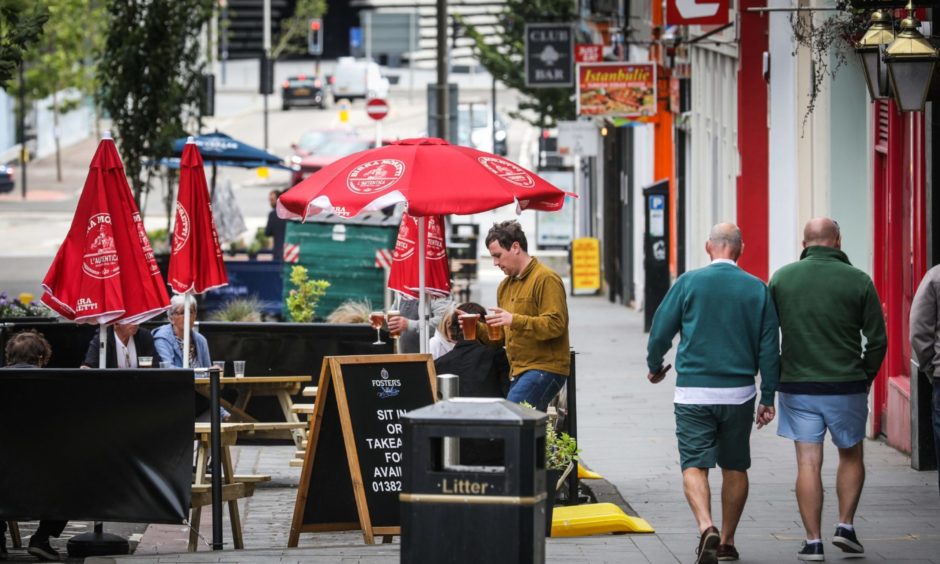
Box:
[400,398,547,564]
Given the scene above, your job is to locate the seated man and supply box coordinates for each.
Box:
[1,330,68,561]
[81,323,161,368]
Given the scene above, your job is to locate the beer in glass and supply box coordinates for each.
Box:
[370,311,385,345]
[485,315,502,341]
[459,313,480,340]
[387,309,402,339]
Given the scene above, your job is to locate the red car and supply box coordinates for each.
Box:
[289,130,373,185]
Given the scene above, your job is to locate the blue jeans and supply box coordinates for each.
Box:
[933,381,940,496]
[507,369,566,412]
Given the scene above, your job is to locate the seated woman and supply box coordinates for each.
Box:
[428,308,458,360]
[435,302,510,398]
[153,295,210,369]
[153,295,228,420]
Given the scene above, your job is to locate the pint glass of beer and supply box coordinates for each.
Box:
[387,309,402,339]
[485,315,502,341]
[459,313,480,340]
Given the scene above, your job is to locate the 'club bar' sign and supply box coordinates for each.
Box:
[524,23,574,88]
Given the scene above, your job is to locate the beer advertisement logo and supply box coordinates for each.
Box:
[347,159,405,195]
[373,367,401,399]
[172,205,191,255]
[208,204,223,258]
[426,216,447,260]
[478,157,535,188]
[133,212,161,275]
[393,215,416,261]
[83,213,120,279]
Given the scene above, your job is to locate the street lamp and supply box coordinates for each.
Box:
[883,4,939,112]
[855,10,894,100]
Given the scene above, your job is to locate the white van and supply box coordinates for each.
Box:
[331,57,390,101]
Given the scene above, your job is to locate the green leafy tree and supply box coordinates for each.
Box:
[25,0,106,182]
[0,0,48,89]
[271,0,328,59]
[457,0,576,127]
[97,0,213,207]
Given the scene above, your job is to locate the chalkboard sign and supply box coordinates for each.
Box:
[289,354,437,545]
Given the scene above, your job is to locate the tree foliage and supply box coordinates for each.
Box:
[271,0,328,60]
[25,0,104,107]
[97,0,213,205]
[458,0,576,127]
[0,0,48,90]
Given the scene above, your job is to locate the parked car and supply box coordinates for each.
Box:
[281,74,330,110]
[0,164,14,194]
[289,129,373,184]
[331,57,390,101]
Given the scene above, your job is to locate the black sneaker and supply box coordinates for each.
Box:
[832,525,864,554]
[27,537,59,561]
[695,526,720,564]
[797,541,825,561]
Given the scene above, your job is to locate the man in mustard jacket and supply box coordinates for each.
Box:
[481,220,569,412]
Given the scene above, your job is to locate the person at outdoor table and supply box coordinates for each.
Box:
[1,330,68,561]
[436,302,511,398]
[153,295,229,420]
[478,220,570,412]
[80,323,161,368]
[153,295,210,368]
[387,294,453,354]
[428,308,458,360]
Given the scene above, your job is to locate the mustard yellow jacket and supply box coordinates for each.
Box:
[482,258,570,377]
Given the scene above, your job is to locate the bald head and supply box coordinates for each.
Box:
[803,218,841,249]
[706,223,743,261]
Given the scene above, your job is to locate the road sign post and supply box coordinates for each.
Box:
[366,98,389,149]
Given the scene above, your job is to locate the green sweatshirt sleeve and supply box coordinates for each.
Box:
[758,288,780,406]
[646,278,684,373]
[861,281,888,382]
[510,275,568,340]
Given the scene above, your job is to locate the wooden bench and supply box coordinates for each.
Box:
[290,403,315,415]
[302,386,318,397]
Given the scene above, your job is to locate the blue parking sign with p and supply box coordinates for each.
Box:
[649,195,665,210]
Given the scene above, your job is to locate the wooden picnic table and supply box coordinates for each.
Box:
[193,376,312,447]
[190,422,266,551]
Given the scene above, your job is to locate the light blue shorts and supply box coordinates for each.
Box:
[777,392,868,448]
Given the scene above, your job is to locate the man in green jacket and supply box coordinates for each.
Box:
[769,218,887,561]
[647,223,779,564]
[482,220,569,412]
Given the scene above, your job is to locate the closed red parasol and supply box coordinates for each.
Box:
[168,139,228,295]
[388,213,450,299]
[41,134,170,326]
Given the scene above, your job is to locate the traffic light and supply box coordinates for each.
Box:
[308,18,323,55]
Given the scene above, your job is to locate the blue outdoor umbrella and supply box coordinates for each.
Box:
[170,131,288,195]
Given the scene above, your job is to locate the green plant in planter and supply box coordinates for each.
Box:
[253,227,272,250]
[519,401,581,470]
[286,265,330,322]
[0,292,51,318]
[211,297,263,322]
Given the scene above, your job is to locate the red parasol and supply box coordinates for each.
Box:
[168,138,229,368]
[276,138,573,220]
[388,213,450,299]
[168,139,228,295]
[41,134,170,326]
[277,137,575,352]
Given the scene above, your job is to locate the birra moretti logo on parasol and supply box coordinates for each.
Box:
[478,157,535,188]
[83,213,119,279]
[426,216,447,260]
[346,159,405,195]
[133,212,161,276]
[172,205,191,255]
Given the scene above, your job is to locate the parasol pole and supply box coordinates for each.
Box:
[99,324,107,368]
[182,292,192,368]
[418,216,427,354]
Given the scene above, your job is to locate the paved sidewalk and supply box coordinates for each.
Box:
[3,277,938,563]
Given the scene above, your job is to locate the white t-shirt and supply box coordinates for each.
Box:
[673,258,757,406]
[115,337,138,369]
[428,335,455,360]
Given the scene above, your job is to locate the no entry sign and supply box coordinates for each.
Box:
[366,98,389,121]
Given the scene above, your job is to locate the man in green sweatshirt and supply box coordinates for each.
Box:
[769,217,886,561]
[647,223,779,564]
